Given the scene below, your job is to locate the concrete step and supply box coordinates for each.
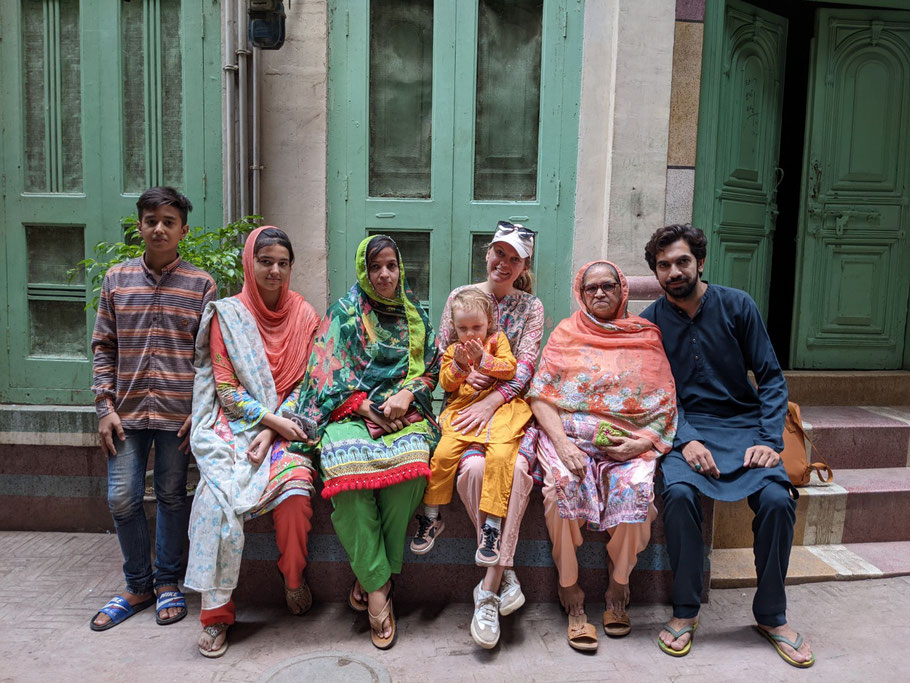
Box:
[800,405,910,470]
[784,370,910,406]
[711,540,910,588]
[714,467,910,549]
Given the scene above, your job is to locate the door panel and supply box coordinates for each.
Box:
[705,0,788,317]
[0,0,222,403]
[791,9,910,369]
[329,0,582,332]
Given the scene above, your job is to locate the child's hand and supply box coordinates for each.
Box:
[465,338,485,366]
[453,343,472,369]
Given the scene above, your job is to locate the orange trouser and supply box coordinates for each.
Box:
[424,434,519,518]
[200,494,312,626]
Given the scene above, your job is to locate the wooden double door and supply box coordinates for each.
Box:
[700,1,910,369]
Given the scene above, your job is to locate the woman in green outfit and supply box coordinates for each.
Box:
[291,234,440,649]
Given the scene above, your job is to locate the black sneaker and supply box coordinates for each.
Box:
[475,523,501,566]
[410,514,445,555]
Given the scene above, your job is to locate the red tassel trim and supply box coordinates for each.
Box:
[321,462,431,499]
[330,391,368,422]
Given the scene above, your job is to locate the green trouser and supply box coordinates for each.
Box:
[330,476,427,593]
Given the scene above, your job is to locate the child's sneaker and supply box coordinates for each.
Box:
[475,523,501,566]
[410,514,444,554]
[470,585,501,649]
[498,569,525,615]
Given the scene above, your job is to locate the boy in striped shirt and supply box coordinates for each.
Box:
[90,187,216,631]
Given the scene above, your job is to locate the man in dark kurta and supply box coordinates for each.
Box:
[640,224,814,668]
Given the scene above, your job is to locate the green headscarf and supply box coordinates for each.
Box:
[355,235,428,385]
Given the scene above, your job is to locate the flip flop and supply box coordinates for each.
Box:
[348,581,368,612]
[199,623,230,659]
[155,589,188,625]
[90,595,156,632]
[567,613,598,651]
[368,594,396,650]
[602,608,631,637]
[753,625,815,668]
[657,622,697,657]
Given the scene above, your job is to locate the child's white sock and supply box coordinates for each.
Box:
[485,515,502,530]
[424,505,439,520]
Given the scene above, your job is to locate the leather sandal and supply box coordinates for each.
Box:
[567,613,598,652]
[348,581,368,612]
[368,593,396,650]
[602,608,631,637]
[285,582,312,616]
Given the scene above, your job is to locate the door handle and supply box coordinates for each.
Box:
[809,160,822,200]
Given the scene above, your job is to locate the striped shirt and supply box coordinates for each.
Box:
[92,255,217,431]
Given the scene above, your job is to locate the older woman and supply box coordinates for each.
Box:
[525,260,677,652]
[186,227,321,658]
[429,221,544,649]
[291,234,439,650]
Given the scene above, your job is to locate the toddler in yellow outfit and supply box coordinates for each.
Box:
[410,287,531,566]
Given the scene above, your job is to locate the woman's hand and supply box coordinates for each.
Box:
[379,389,414,420]
[464,369,494,391]
[604,435,653,461]
[247,428,277,465]
[451,391,503,436]
[554,438,588,478]
[261,413,308,442]
[354,400,405,434]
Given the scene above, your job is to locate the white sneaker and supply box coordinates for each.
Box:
[498,569,526,616]
[470,587,501,649]
[472,571,526,616]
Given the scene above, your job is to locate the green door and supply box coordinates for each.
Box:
[791,9,910,369]
[698,0,788,318]
[0,0,222,403]
[328,0,582,329]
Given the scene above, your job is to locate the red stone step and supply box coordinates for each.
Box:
[800,405,910,470]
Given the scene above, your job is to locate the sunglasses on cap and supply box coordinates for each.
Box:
[495,221,537,243]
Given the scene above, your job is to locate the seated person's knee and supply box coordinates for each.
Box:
[662,482,698,509]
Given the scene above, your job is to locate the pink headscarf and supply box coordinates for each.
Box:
[236,226,320,396]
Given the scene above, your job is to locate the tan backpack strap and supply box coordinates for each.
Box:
[808,462,833,484]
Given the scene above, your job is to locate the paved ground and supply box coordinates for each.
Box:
[1,531,907,682]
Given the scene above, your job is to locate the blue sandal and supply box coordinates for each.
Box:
[155,589,188,625]
[90,595,155,631]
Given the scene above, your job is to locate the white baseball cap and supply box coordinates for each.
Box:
[491,221,536,259]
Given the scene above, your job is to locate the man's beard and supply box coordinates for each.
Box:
[663,274,699,300]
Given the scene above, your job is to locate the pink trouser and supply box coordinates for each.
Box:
[456,453,533,567]
[540,454,655,587]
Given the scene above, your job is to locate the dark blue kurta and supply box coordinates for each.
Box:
[640,284,792,501]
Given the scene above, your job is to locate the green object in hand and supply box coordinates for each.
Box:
[594,422,629,448]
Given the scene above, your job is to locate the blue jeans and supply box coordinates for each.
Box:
[107,429,189,595]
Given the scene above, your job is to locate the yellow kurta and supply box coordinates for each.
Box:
[438,331,532,444]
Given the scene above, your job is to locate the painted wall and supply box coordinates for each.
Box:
[257,1,330,314]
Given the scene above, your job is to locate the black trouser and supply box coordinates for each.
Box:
[662,481,796,626]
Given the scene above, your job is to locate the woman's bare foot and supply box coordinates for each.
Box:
[198,623,229,654]
[757,622,813,664]
[367,580,393,640]
[92,590,153,628]
[558,582,585,617]
[604,577,629,614]
[352,579,367,606]
[659,616,698,652]
[155,584,183,622]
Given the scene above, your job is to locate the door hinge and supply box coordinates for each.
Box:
[343,174,349,202]
[201,12,205,40]
[345,10,350,37]
[202,173,207,200]
[560,8,568,39]
[555,178,561,207]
